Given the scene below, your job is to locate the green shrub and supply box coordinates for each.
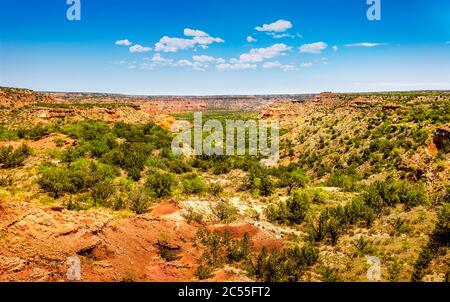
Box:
[182,207,204,224]
[0,144,32,169]
[259,175,274,196]
[195,265,215,280]
[146,170,177,198]
[362,178,428,212]
[113,122,172,148]
[387,259,402,282]
[247,167,274,196]
[411,205,449,281]
[246,243,319,282]
[163,157,192,174]
[353,236,374,255]
[327,215,345,245]
[320,267,342,282]
[0,172,13,187]
[103,143,152,180]
[92,179,115,206]
[112,196,126,211]
[309,204,371,245]
[326,171,358,192]
[265,190,311,225]
[38,159,116,198]
[211,200,238,223]
[227,232,252,262]
[433,204,450,246]
[17,124,49,141]
[195,229,253,280]
[0,125,18,141]
[61,147,84,165]
[390,217,410,236]
[128,187,151,214]
[54,138,65,147]
[156,240,181,262]
[208,183,224,197]
[277,171,309,193]
[308,210,330,242]
[38,166,73,198]
[181,173,206,194]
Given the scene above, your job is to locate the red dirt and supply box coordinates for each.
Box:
[0,134,74,151]
[0,202,200,282]
[209,223,261,238]
[150,202,180,217]
[0,201,283,281]
[209,223,284,251]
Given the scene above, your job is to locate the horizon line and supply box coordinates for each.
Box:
[2,86,450,98]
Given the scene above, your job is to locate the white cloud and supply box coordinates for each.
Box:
[193,55,225,64]
[150,53,173,64]
[269,33,291,39]
[247,36,257,43]
[155,37,197,52]
[281,64,295,72]
[216,63,257,71]
[115,39,132,46]
[184,28,209,37]
[262,61,295,71]
[140,56,209,71]
[300,62,313,68]
[177,60,208,71]
[174,59,193,67]
[345,42,384,47]
[140,63,154,70]
[262,61,282,69]
[192,35,224,45]
[238,43,292,63]
[255,20,293,32]
[299,42,328,54]
[332,45,338,52]
[155,29,224,52]
[129,44,152,53]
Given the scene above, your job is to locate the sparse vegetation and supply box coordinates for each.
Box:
[195,229,252,279]
[0,144,32,169]
[128,187,152,214]
[181,173,207,194]
[265,190,312,225]
[38,159,116,198]
[1,87,449,282]
[211,200,239,223]
[246,243,319,282]
[146,170,177,198]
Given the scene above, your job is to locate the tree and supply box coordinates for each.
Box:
[265,190,311,225]
[0,144,32,169]
[278,171,309,193]
[246,244,319,282]
[260,175,274,197]
[38,159,116,199]
[38,166,73,198]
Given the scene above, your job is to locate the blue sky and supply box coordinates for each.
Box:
[0,0,449,95]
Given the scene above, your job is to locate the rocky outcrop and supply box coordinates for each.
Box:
[434,126,450,151]
[0,87,57,109]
